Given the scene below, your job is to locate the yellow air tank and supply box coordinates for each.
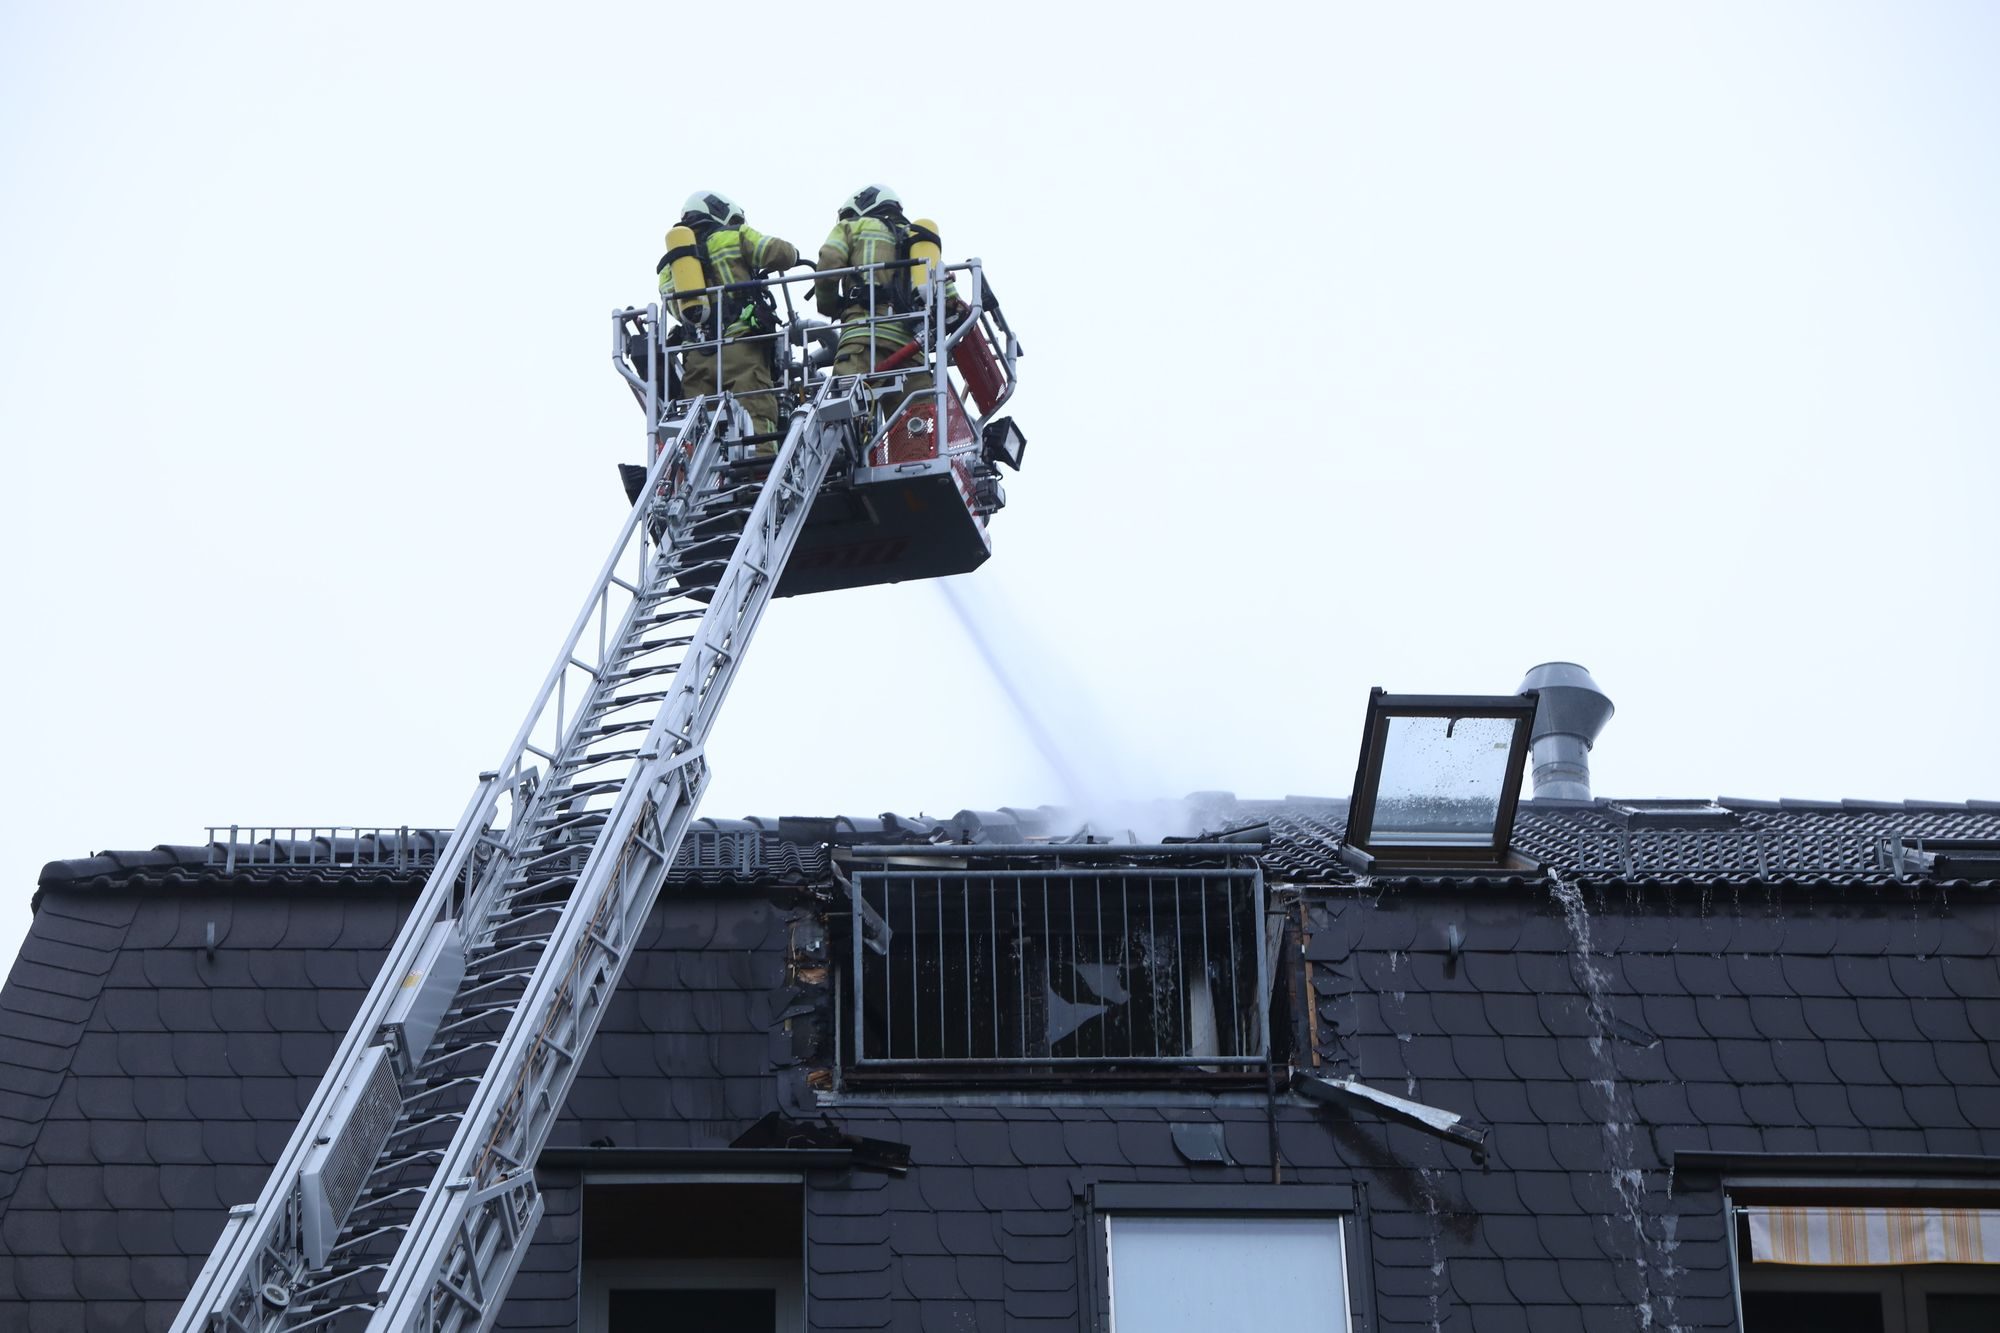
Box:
[664,225,711,329]
[908,219,942,295]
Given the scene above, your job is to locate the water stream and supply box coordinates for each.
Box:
[1550,870,1678,1332]
[1416,1165,1447,1333]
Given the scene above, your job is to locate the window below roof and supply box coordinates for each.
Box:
[1087,1184,1358,1333]
[840,866,1269,1080]
[580,1182,803,1333]
[1733,1201,2000,1333]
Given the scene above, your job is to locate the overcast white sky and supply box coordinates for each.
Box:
[3,2,1996,967]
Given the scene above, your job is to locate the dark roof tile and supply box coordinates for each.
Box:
[0,980,95,1029]
[810,1269,895,1300]
[1769,1040,1838,1085]
[278,1033,337,1078]
[1886,957,1956,1000]
[810,1242,894,1276]
[1904,1088,1968,1128]
[1056,1117,1123,1167]
[953,1254,1005,1301]
[920,1212,994,1259]
[1738,1083,1803,1128]
[918,1300,1001,1333]
[1520,1081,1587,1126]
[1500,1036,1569,1082]
[881,1211,945,1256]
[1715,1039,1781,1085]
[1830,954,1900,998]
[1461,951,1526,993]
[1513,951,1577,996]
[0,1032,72,1079]
[1023,1170,1075,1212]
[1823,1040,1891,1085]
[1001,1286,1078,1321]
[1003,1122,1070,1168]
[964,1160,1040,1216]
[93,1163,165,1214]
[1634,994,1702,1040]
[1449,1256,1518,1305]
[1797,997,1868,1042]
[991,1210,1069,1239]
[1936,1041,1999,1085]
[1855,997,1924,1042]
[900,1255,965,1301]
[1396,1037,1460,1081]
[1464,1077,1531,1127]
[1942,956,2000,998]
[805,1304,889,1329]
[1001,1258,1076,1294]
[1745,994,1812,1040]
[1924,1126,1990,1155]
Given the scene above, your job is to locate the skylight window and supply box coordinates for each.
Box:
[1608,800,1739,828]
[1343,689,1537,867]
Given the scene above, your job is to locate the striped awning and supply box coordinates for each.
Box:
[1747,1206,2000,1266]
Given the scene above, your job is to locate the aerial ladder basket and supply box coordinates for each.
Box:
[172,258,1021,1333]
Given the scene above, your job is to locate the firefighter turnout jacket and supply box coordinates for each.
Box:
[815,215,958,358]
[658,224,800,338]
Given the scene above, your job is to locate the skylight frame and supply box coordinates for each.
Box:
[1344,688,1539,866]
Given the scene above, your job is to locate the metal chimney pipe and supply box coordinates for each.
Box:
[1515,662,1614,801]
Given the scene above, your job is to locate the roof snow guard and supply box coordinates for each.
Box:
[37,826,830,895]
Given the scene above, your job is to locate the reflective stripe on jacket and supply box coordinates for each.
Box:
[658,225,799,334]
[815,215,957,352]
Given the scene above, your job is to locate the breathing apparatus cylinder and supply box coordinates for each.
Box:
[908,219,942,297]
[664,225,711,329]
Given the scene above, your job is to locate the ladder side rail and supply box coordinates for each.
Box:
[454,403,731,939]
[476,402,720,805]
[669,410,837,750]
[173,401,722,1333]
[395,765,702,1333]
[368,391,854,1332]
[168,775,506,1333]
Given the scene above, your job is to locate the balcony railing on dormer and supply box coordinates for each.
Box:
[845,866,1269,1073]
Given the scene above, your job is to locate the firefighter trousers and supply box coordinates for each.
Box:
[679,341,783,451]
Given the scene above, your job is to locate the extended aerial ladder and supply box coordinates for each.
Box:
[173,256,1022,1332]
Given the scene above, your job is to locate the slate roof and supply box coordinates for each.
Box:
[1293,876,2000,1332]
[5,797,1998,1331]
[0,863,818,1326]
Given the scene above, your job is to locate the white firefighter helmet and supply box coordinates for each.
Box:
[680,190,745,227]
[839,184,901,220]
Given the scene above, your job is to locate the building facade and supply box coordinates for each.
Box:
[2,796,1997,1332]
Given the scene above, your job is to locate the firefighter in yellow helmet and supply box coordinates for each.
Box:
[813,184,962,422]
[658,190,798,449]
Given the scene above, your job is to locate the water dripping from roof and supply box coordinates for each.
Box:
[1415,1165,1447,1333]
[1551,869,1681,1332]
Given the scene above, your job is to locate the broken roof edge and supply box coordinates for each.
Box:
[34,826,834,897]
[31,795,2000,897]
